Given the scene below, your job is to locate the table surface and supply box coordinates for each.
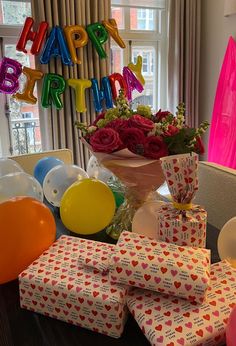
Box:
[0,208,222,346]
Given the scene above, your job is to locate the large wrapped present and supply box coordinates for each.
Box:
[19,235,128,338]
[127,260,236,346]
[157,153,207,247]
[109,232,211,304]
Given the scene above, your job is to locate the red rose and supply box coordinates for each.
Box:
[164,125,180,137]
[105,119,129,133]
[144,136,168,159]
[90,128,122,153]
[120,128,146,154]
[155,109,171,122]
[92,112,105,126]
[128,114,154,133]
[194,136,205,154]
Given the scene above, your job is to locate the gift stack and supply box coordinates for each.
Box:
[19,230,236,345]
[157,153,207,248]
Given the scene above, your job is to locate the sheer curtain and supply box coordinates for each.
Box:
[167,0,201,127]
[32,0,111,168]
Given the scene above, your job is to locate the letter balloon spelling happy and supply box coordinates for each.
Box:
[64,25,88,64]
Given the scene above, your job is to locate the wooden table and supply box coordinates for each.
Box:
[0,214,222,346]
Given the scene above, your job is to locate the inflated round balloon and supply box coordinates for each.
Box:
[60,178,116,234]
[0,197,56,284]
[87,156,113,183]
[43,164,89,207]
[226,306,236,346]
[34,156,64,186]
[132,200,165,239]
[0,172,43,203]
[0,158,23,178]
[217,217,236,267]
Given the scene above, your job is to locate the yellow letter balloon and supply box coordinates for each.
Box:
[60,178,115,234]
[0,197,56,284]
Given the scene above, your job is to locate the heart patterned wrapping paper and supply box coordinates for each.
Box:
[127,260,236,346]
[109,232,211,304]
[19,235,128,338]
[157,153,207,248]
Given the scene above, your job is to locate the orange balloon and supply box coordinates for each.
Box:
[0,197,56,284]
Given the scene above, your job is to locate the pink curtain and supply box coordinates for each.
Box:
[208,36,236,169]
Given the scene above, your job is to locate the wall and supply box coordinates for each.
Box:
[199,0,236,159]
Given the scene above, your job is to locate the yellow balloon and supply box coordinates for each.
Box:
[60,178,115,234]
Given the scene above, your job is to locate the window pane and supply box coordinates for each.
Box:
[0,1,31,25]
[111,7,124,29]
[130,8,155,30]
[111,45,124,74]
[3,43,42,154]
[131,46,155,110]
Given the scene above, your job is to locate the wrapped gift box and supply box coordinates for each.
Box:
[157,153,207,248]
[157,203,207,247]
[127,260,236,346]
[19,235,128,338]
[109,232,211,304]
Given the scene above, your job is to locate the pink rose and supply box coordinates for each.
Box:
[164,125,180,137]
[128,114,154,133]
[90,128,122,153]
[105,119,129,133]
[155,109,171,122]
[120,128,146,154]
[144,136,168,159]
[194,136,205,154]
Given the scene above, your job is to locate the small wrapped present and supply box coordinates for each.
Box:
[109,232,211,304]
[19,235,128,338]
[127,260,236,346]
[157,153,207,247]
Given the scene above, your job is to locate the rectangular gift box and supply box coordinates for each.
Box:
[19,235,128,338]
[157,203,207,248]
[127,260,236,346]
[109,232,211,304]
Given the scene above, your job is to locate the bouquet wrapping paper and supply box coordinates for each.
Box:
[157,153,207,247]
[77,239,115,274]
[109,232,210,304]
[127,260,236,346]
[19,235,128,338]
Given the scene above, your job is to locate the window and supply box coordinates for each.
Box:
[111,1,167,111]
[0,0,42,157]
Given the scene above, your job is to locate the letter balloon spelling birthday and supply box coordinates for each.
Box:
[91,77,113,113]
[67,79,92,113]
[0,57,22,94]
[41,73,66,110]
[123,66,144,102]
[14,66,43,104]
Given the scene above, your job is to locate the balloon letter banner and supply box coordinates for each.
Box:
[0,57,22,94]
[64,25,88,64]
[109,73,128,100]
[102,19,126,49]
[86,22,108,59]
[123,66,144,102]
[91,77,113,113]
[40,26,72,66]
[16,17,49,55]
[41,73,66,110]
[14,67,43,104]
[128,55,145,86]
[67,79,92,113]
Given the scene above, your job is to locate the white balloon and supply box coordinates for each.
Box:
[87,156,113,183]
[218,217,236,267]
[0,158,23,178]
[43,164,89,207]
[0,172,43,203]
[132,200,165,239]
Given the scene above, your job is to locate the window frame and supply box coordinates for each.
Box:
[111,2,167,110]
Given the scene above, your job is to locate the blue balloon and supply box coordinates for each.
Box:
[40,26,72,66]
[91,77,113,113]
[34,157,64,186]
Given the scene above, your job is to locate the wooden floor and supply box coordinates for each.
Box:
[0,214,224,346]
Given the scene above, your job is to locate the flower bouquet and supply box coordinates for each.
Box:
[76,90,209,239]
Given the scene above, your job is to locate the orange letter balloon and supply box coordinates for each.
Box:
[0,197,56,284]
